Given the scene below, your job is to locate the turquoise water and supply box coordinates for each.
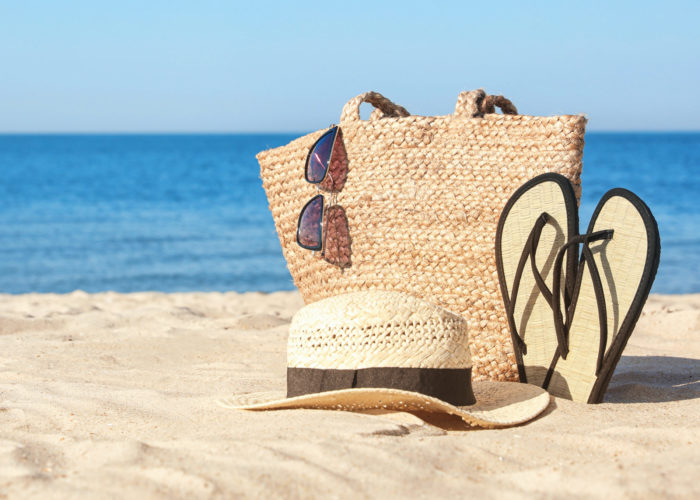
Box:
[0,133,697,294]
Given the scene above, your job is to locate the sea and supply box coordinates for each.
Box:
[0,133,698,295]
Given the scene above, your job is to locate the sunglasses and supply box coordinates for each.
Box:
[296,125,351,268]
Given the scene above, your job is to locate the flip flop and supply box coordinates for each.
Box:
[547,188,660,403]
[495,173,579,387]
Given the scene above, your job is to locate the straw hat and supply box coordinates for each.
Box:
[219,290,551,428]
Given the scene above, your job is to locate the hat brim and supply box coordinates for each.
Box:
[218,381,550,428]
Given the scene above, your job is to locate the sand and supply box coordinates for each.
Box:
[0,291,698,499]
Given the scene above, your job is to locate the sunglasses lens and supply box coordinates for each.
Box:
[305,127,337,183]
[297,195,324,250]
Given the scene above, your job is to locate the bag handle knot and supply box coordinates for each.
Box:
[340,91,411,123]
[455,89,518,118]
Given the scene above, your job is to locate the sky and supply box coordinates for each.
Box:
[1,1,698,132]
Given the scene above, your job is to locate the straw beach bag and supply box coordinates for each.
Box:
[258,90,585,381]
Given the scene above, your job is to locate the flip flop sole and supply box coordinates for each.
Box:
[547,189,660,403]
[496,174,578,386]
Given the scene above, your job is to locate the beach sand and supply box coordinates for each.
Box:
[0,291,698,498]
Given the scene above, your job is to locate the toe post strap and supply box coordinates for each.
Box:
[551,229,614,368]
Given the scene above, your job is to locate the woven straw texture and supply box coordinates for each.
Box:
[258,90,586,381]
[219,380,551,429]
[287,290,471,370]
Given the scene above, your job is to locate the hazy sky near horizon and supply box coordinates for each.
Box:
[2,1,699,132]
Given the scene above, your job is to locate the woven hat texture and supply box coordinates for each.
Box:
[258,89,585,381]
[220,381,550,429]
[220,290,551,428]
[287,290,471,370]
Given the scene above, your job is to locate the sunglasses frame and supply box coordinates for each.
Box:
[296,125,347,259]
[296,193,325,252]
[303,125,339,184]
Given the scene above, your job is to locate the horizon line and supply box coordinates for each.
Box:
[1,129,699,135]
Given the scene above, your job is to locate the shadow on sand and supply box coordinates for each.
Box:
[604,355,700,403]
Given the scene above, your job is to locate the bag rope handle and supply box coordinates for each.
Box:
[340,89,516,122]
[340,91,411,123]
[455,89,518,117]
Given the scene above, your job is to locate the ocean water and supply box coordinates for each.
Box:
[0,133,697,295]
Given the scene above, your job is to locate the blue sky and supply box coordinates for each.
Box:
[1,1,698,132]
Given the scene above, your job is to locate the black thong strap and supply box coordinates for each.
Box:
[505,213,556,355]
[551,229,614,374]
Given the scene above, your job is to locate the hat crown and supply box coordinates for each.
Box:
[288,291,472,370]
